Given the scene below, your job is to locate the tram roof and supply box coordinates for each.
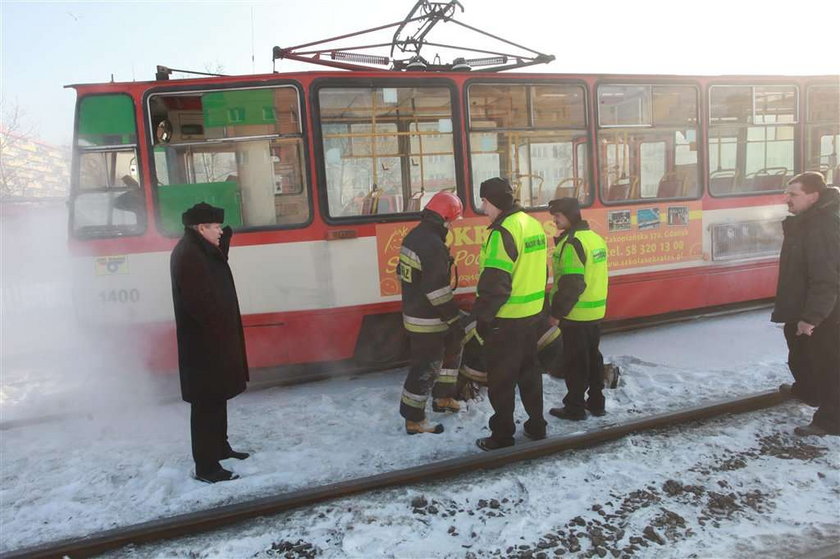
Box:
[65,70,839,91]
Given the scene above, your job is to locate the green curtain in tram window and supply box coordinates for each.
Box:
[202,89,278,139]
[77,94,137,146]
[157,181,243,234]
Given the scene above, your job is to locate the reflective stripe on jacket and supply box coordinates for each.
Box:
[551,228,608,322]
[398,211,460,333]
[479,211,548,318]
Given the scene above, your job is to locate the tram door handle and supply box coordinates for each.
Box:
[326,229,358,240]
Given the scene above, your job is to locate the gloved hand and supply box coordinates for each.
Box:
[476,319,496,341]
[220,225,233,256]
[447,319,466,346]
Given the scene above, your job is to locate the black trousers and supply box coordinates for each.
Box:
[484,316,546,445]
[190,400,230,475]
[400,330,460,422]
[560,322,605,414]
[784,310,840,433]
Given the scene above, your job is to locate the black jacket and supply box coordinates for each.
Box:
[170,227,249,403]
[771,186,840,326]
[398,211,460,325]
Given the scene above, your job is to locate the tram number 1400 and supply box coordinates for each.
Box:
[99,289,141,304]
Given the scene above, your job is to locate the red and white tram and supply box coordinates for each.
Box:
[66,12,839,373]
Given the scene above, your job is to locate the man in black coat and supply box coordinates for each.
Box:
[771,172,840,437]
[170,202,250,482]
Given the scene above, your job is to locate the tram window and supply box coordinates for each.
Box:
[805,85,839,185]
[148,86,310,233]
[468,83,590,209]
[71,94,146,238]
[597,85,700,204]
[708,85,797,195]
[318,86,457,218]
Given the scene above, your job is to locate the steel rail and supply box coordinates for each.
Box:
[1,389,789,559]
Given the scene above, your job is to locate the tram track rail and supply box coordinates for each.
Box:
[1,388,790,559]
[0,300,772,433]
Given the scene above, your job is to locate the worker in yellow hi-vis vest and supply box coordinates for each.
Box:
[472,178,548,451]
[546,197,609,421]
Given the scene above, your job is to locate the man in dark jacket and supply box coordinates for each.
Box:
[170,202,250,482]
[398,191,465,434]
[546,197,609,421]
[772,172,840,437]
[473,178,548,450]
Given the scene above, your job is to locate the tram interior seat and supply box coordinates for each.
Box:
[405,190,425,212]
[606,176,637,201]
[749,167,788,191]
[361,188,382,215]
[709,169,738,194]
[553,177,584,203]
[656,172,684,198]
[376,194,403,214]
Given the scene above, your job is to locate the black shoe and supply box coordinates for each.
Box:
[586,404,606,417]
[523,429,546,441]
[476,437,514,451]
[779,383,820,406]
[195,468,239,483]
[224,450,250,460]
[794,422,839,437]
[549,407,586,421]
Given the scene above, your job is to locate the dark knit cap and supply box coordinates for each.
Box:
[182,202,224,225]
[548,197,581,223]
[479,177,515,211]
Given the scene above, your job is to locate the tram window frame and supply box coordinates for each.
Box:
[312,79,465,224]
[596,83,701,206]
[708,84,799,197]
[804,84,839,186]
[145,83,313,235]
[70,93,147,240]
[465,80,592,213]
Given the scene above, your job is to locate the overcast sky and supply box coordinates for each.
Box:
[1,0,838,146]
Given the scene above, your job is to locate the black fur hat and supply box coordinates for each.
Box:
[182,202,224,225]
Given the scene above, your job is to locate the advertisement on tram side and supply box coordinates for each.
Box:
[374,201,704,296]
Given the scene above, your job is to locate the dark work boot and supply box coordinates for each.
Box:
[406,419,444,435]
[549,407,586,421]
[476,437,514,451]
[195,467,239,483]
[779,383,819,406]
[224,449,250,460]
[586,403,606,417]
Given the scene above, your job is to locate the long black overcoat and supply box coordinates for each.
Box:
[170,227,249,403]
[772,186,840,326]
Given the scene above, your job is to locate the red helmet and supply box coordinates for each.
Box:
[424,191,463,222]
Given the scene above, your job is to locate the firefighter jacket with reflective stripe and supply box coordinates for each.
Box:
[397,211,460,333]
[473,207,548,321]
[550,221,608,322]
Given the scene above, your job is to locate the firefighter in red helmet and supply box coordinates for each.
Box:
[397,190,465,434]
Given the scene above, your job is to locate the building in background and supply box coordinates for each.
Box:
[0,130,70,200]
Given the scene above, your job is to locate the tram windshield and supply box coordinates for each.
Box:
[71,94,146,239]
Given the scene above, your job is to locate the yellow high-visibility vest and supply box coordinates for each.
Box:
[480,212,547,318]
[551,229,608,321]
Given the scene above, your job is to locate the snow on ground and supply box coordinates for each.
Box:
[2,309,838,557]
